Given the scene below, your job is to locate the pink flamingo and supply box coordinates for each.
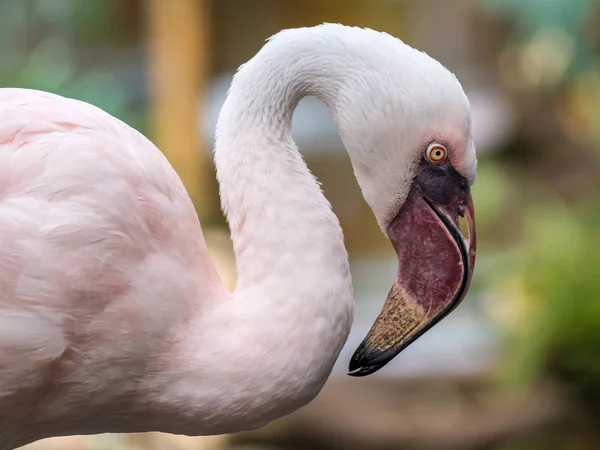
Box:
[0,24,476,449]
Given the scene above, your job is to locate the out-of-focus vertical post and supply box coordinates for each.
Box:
[147,0,212,219]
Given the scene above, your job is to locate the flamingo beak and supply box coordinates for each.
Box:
[348,184,476,377]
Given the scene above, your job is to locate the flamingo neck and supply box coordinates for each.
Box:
[147,27,360,435]
[215,30,359,348]
[215,49,349,294]
[210,29,356,426]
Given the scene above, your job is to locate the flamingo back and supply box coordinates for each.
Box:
[0,89,218,446]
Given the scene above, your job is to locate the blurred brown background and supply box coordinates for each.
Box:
[2,0,600,449]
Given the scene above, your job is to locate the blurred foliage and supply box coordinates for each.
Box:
[482,0,600,149]
[477,0,600,414]
[484,0,597,78]
[498,197,600,409]
[0,0,145,132]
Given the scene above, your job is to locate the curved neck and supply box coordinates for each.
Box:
[214,30,350,293]
[138,26,410,436]
[146,28,366,434]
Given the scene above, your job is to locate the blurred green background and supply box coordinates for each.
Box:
[3,0,600,449]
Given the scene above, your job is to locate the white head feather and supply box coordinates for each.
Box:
[247,24,477,232]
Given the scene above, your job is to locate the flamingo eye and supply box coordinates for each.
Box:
[425,143,448,164]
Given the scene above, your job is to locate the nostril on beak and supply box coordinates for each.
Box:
[458,215,468,240]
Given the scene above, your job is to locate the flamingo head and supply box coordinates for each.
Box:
[348,146,476,376]
[332,31,478,376]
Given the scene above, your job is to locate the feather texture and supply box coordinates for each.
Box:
[0,89,224,446]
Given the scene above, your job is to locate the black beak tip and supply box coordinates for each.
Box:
[347,363,380,377]
[347,339,401,377]
[347,344,386,377]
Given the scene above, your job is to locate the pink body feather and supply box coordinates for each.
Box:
[0,88,225,447]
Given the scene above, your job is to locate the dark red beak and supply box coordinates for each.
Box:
[349,177,476,376]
